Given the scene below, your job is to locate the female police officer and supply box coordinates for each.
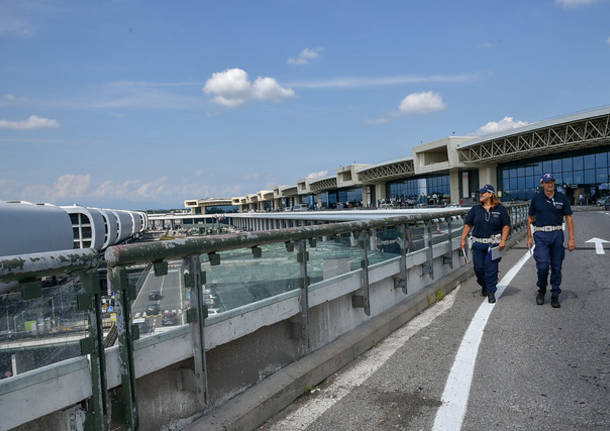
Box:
[460,184,511,303]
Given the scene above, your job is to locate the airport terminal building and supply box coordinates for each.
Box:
[185,107,610,213]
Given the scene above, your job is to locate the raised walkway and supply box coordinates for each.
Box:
[204,210,610,431]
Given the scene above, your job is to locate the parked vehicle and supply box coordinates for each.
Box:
[148,290,162,300]
[146,303,161,316]
[162,311,179,326]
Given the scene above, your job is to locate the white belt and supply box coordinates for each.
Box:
[471,233,502,244]
[533,225,563,232]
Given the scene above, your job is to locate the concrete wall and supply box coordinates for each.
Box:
[5,236,467,430]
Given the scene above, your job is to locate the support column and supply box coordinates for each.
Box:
[362,186,371,208]
[374,182,386,206]
[478,164,498,190]
[449,168,460,205]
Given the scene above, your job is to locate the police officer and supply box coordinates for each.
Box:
[460,184,511,303]
[527,172,575,308]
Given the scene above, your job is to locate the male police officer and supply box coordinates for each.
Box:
[527,173,575,308]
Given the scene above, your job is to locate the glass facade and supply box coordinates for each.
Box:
[498,146,610,203]
[204,205,239,214]
[386,174,450,204]
[320,187,362,208]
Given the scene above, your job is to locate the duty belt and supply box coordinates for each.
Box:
[533,225,563,232]
[471,233,502,244]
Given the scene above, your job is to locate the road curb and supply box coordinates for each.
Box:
[186,232,527,431]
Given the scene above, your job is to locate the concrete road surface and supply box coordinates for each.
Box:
[263,211,610,431]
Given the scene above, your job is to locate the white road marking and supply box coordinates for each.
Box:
[432,249,532,431]
[585,237,608,255]
[266,285,461,431]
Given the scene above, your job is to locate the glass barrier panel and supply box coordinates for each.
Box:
[408,221,426,254]
[200,243,302,314]
[0,275,87,380]
[370,226,401,265]
[128,261,186,338]
[307,232,362,284]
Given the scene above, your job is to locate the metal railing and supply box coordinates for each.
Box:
[0,204,530,430]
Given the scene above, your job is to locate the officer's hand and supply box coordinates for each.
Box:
[499,240,506,250]
[460,238,466,249]
[568,238,576,252]
[527,237,533,249]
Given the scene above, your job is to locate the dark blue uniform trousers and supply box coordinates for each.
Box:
[533,230,565,295]
[472,242,500,294]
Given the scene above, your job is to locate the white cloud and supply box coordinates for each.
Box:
[398,91,446,114]
[474,116,529,136]
[288,73,478,89]
[305,170,328,181]
[52,174,91,199]
[288,47,324,65]
[607,36,610,44]
[480,42,494,48]
[3,94,16,101]
[203,68,294,107]
[0,18,34,38]
[0,115,60,130]
[556,0,599,7]
[366,91,446,125]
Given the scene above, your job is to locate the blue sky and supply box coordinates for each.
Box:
[1,0,609,210]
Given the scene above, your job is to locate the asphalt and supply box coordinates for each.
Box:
[262,211,610,431]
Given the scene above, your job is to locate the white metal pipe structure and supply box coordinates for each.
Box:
[0,201,73,256]
[61,206,106,251]
[129,211,143,236]
[93,208,119,248]
[109,210,134,243]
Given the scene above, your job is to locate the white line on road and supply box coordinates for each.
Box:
[266,285,461,431]
[432,249,532,431]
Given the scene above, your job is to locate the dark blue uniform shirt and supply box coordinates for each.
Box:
[464,204,511,237]
[528,191,573,227]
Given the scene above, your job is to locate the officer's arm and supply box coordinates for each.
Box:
[565,214,576,252]
[460,224,472,248]
[499,225,510,250]
[527,215,535,246]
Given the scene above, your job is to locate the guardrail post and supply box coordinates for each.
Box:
[108,266,138,430]
[78,270,109,431]
[352,230,371,316]
[183,255,209,407]
[423,221,434,279]
[443,217,454,268]
[296,240,310,354]
[395,224,408,294]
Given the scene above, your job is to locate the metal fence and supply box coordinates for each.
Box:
[0,204,529,430]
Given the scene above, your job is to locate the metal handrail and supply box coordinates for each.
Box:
[0,248,100,284]
[105,210,472,267]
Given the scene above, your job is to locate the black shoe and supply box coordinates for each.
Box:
[481,286,488,297]
[536,292,545,305]
[551,295,560,308]
[488,292,496,304]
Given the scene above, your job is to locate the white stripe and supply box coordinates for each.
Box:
[432,249,532,431]
[266,285,461,431]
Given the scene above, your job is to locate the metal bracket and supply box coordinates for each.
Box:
[285,241,294,252]
[184,254,209,407]
[297,251,309,263]
[423,221,435,279]
[80,337,94,355]
[20,279,42,300]
[153,260,168,276]
[308,238,317,248]
[296,240,310,355]
[358,230,371,316]
[251,246,262,258]
[208,252,220,266]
